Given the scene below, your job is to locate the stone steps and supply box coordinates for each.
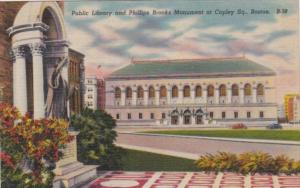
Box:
[53,165,97,188]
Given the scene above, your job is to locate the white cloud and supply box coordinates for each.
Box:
[66,24,94,51]
[89,16,139,41]
[128,45,165,57]
[169,17,200,33]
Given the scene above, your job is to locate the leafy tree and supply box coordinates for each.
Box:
[71,108,123,170]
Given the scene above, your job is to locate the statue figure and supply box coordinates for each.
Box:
[45,57,75,119]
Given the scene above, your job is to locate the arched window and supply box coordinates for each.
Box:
[207,85,214,97]
[172,86,178,98]
[183,85,190,97]
[160,86,167,98]
[137,86,144,98]
[232,84,239,96]
[219,84,226,96]
[244,84,252,96]
[126,87,132,98]
[149,86,155,98]
[257,84,264,96]
[115,87,121,99]
[195,85,202,97]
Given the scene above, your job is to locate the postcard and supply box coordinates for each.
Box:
[0,0,299,188]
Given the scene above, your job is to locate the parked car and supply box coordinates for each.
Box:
[266,123,282,129]
[231,123,247,129]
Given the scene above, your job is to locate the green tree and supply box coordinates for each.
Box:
[71,108,123,170]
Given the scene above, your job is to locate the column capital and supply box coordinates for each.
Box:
[30,42,45,56]
[12,46,26,59]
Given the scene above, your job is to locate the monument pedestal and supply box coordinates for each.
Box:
[53,132,98,188]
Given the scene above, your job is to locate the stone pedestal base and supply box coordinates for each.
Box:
[53,131,98,188]
[53,162,97,188]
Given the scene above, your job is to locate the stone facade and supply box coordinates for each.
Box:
[105,58,278,126]
[85,76,99,110]
[69,48,85,115]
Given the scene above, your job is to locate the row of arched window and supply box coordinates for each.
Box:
[115,84,265,99]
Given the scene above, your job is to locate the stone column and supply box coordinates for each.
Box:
[179,115,183,125]
[30,43,45,119]
[155,89,160,105]
[12,46,28,115]
[215,87,219,104]
[191,115,196,125]
[121,88,126,106]
[227,88,232,104]
[178,87,183,104]
[252,86,257,103]
[239,87,244,104]
[144,89,148,106]
[191,88,195,103]
[203,89,207,104]
[132,88,137,106]
[167,87,171,105]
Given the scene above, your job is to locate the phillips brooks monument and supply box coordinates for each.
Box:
[6,2,97,187]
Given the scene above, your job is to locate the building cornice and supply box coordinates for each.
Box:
[106,103,278,109]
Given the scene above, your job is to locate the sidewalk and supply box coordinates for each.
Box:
[85,171,300,188]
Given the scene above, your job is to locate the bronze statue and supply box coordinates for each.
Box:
[45,57,75,119]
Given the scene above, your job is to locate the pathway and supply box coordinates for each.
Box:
[116,133,300,160]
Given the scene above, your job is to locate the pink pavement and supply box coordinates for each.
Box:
[87,171,300,188]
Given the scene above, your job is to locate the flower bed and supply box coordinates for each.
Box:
[196,151,300,175]
[0,103,73,188]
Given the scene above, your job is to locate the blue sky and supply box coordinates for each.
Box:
[65,0,299,102]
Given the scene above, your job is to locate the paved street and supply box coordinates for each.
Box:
[87,171,300,188]
[116,133,300,160]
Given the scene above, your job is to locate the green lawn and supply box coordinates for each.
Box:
[120,149,199,171]
[142,130,300,141]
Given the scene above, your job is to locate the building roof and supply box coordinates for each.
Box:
[108,57,276,80]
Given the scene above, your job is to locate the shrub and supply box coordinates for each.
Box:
[71,108,123,170]
[231,123,247,129]
[195,151,300,175]
[238,152,274,175]
[195,152,239,173]
[274,155,294,175]
[291,160,300,174]
[0,103,73,188]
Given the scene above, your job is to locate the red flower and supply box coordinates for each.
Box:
[0,151,14,168]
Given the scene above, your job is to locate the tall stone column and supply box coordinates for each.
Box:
[144,89,148,106]
[227,88,232,104]
[239,87,244,104]
[155,89,160,106]
[30,43,45,119]
[203,89,207,104]
[179,115,183,125]
[178,87,183,104]
[132,88,137,106]
[12,46,28,115]
[191,115,196,125]
[252,87,257,103]
[167,88,171,105]
[215,88,219,104]
[121,89,126,106]
[191,88,195,103]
